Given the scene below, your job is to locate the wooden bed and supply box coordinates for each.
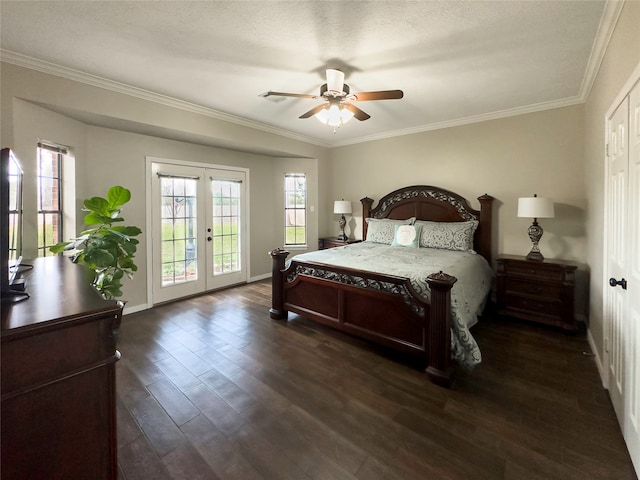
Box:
[269,185,494,387]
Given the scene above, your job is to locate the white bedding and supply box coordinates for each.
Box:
[290,242,495,369]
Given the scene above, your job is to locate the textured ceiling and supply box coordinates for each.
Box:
[0,1,611,147]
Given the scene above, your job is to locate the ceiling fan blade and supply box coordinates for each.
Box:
[299,104,328,119]
[352,90,404,101]
[260,91,318,99]
[344,103,371,121]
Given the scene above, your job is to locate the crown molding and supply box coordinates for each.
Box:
[577,0,625,102]
[330,95,584,147]
[0,49,328,148]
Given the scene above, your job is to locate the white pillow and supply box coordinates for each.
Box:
[391,224,422,248]
[365,217,416,244]
[414,220,478,252]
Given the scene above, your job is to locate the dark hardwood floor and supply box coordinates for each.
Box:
[116,280,637,480]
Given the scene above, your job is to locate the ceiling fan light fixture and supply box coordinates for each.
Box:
[314,104,354,128]
[340,107,354,124]
[314,106,330,124]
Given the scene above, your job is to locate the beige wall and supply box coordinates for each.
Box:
[584,1,640,364]
[328,105,587,264]
[1,62,328,310]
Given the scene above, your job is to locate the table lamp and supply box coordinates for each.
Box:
[517,194,555,261]
[333,200,352,241]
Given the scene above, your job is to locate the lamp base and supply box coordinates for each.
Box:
[525,250,544,262]
[337,214,347,241]
[526,220,544,261]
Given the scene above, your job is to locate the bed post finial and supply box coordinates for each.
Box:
[361,197,374,240]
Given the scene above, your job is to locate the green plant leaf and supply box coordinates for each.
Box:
[111,225,142,236]
[84,196,109,215]
[49,241,71,254]
[84,211,112,226]
[120,242,137,255]
[101,285,122,299]
[85,249,115,268]
[107,186,131,209]
[119,257,137,269]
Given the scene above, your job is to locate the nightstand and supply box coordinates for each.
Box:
[318,237,360,250]
[496,254,577,331]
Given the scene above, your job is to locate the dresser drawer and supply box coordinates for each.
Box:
[504,277,562,300]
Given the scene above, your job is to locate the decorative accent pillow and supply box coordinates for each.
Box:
[391,224,422,248]
[365,217,415,244]
[414,220,479,252]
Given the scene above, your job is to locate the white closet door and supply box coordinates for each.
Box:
[605,78,640,475]
[625,79,640,474]
[606,97,629,424]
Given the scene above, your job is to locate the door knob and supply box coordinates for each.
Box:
[207,236,212,242]
[609,277,627,290]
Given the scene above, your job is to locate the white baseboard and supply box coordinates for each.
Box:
[249,272,271,282]
[123,302,150,315]
[123,274,270,316]
[587,326,606,387]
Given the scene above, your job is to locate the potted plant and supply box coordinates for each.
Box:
[50,185,142,300]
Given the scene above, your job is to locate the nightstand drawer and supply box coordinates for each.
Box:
[504,294,560,316]
[501,262,566,281]
[504,278,562,300]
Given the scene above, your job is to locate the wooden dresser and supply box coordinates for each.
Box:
[1,256,122,479]
[496,254,577,331]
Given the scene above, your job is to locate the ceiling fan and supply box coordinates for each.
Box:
[261,69,403,128]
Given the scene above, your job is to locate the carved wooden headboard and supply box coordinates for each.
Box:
[361,185,494,264]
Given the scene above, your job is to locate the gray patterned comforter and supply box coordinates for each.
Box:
[290,242,495,369]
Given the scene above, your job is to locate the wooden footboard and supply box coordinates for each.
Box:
[269,248,457,387]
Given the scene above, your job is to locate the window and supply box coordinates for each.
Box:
[284,173,306,245]
[211,179,241,275]
[160,175,198,286]
[37,143,65,257]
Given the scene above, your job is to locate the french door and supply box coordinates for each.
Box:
[150,161,247,304]
[605,78,640,474]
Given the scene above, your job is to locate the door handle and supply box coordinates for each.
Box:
[207,236,212,242]
[609,277,627,290]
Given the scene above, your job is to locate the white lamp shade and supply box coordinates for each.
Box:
[333,200,352,215]
[517,196,555,218]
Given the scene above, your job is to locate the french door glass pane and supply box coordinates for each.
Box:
[211,179,241,275]
[161,177,198,286]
